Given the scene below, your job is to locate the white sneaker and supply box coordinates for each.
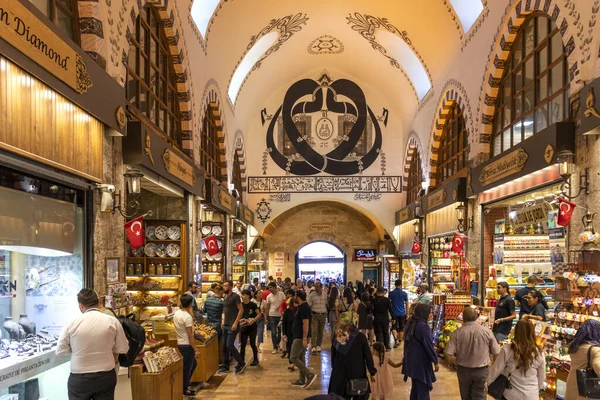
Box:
[272,349,278,354]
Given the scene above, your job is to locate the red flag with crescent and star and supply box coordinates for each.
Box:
[411,240,421,254]
[452,232,466,253]
[235,240,245,256]
[125,216,144,248]
[558,197,576,226]
[203,235,220,256]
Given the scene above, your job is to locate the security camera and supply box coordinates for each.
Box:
[106,184,116,194]
[49,185,59,193]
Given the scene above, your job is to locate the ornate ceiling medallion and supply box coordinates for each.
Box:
[307,35,344,55]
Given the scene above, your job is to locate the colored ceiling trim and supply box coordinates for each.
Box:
[307,35,344,55]
[188,0,233,54]
[227,13,310,105]
[346,13,432,101]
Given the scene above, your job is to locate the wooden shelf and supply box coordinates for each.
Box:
[145,239,181,243]
[126,275,182,278]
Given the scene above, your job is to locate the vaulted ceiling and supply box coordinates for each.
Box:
[188,0,483,133]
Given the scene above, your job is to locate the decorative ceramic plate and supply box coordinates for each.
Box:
[211,225,222,236]
[144,243,157,257]
[217,240,223,249]
[213,252,223,261]
[155,226,168,240]
[132,246,144,257]
[167,226,181,240]
[234,255,246,265]
[205,253,214,261]
[145,225,156,240]
[155,244,167,258]
[201,225,212,235]
[166,244,180,257]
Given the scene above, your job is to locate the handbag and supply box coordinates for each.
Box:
[346,378,370,396]
[577,345,600,398]
[487,358,515,399]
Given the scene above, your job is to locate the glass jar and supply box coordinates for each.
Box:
[164,262,171,275]
[156,262,164,275]
[134,263,143,275]
[127,263,134,276]
[148,262,156,275]
[171,263,178,275]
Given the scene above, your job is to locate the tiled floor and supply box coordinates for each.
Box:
[115,329,461,399]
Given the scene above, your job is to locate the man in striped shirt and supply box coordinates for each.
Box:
[203,285,224,363]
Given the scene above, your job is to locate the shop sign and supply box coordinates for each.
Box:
[275,267,283,277]
[0,0,92,93]
[398,208,410,224]
[218,189,234,213]
[242,207,254,225]
[514,203,552,229]
[0,278,17,298]
[274,252,285,266]
[427,189,447,210]
[162,149,196,186]
[549,228,566,240]
[0,350,69,389]
[479,148,529,186]
[355,249,376,261]
[579,79,600,134]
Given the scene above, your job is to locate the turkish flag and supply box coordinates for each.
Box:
[125,216,144,248]
[558,197,576,226]
[452,232,466,253]
[235,240,245,256]
[203,235,219,256]
[411,241,421,254]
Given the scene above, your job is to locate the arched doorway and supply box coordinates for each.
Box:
[295,241,346,284]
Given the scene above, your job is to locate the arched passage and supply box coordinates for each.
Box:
[295,241,346,284]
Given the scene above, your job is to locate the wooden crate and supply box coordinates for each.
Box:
[130,358,183,400]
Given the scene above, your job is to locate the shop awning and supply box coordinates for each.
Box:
[468,122,574,196]
[123,121,206,199]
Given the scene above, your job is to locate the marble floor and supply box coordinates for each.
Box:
[115,329,461,400]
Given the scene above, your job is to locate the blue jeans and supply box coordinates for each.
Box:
[268,316,281,349]
[222,325,243,368]
[256,318,265,345]
[177,345,197,390]
[494,332,508,342]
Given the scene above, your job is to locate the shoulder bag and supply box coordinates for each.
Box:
[340,347,370,396]
[487,352,515,399]
[577,345,600,398]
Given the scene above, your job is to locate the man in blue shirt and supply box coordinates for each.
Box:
[389,279,408,348]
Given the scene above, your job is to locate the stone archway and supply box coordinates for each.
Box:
[473,0,580,162]
[262,201,382,283]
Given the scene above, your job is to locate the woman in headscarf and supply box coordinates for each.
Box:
[328,322,377,400]
[401,303,438,400]
[566,319,600,399]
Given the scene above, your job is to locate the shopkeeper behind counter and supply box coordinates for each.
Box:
[515,276,548,319]
[521,290,546,322]
[493,282,516,342]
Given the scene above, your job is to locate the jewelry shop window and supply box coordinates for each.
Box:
[492,15,569,156]
[406,150,423,204]
[0,165,86,396]
[434,102,468,188]
[126,5,182,149]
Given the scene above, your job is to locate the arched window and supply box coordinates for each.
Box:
[232,152,243,194]
[126,6,182,148]
[30,0,79,42]
[406,151,423,204]
[492,15,568,156]
[435,103,468,187]
[200,105,222,181]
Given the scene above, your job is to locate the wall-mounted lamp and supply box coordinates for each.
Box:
[417,181,428,199]
[97,169,153,218]
[556,150,589,199]
[456,202,473,233]
[413,219,421,242]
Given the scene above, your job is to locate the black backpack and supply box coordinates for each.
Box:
[110,310,146,367]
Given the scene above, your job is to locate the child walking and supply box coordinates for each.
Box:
[370,342,402,400]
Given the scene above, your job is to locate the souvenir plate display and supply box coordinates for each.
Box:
[132,246,144,257]
[154,225,168,240]
[218,240,223,249]
[166,243,180,257]
[211,225,222,236]
[201,225,212,235]
[213,252,223,261]
[144,243,157,257]
[234,255,246,265]
[167,226,180,240]
[155,244,167,258]
[145,225,156,240]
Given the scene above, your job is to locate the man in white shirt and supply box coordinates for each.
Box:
[56,288,128,400]
[307,282,327,354]
[174,294,199,397]
[265,282,286,354]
